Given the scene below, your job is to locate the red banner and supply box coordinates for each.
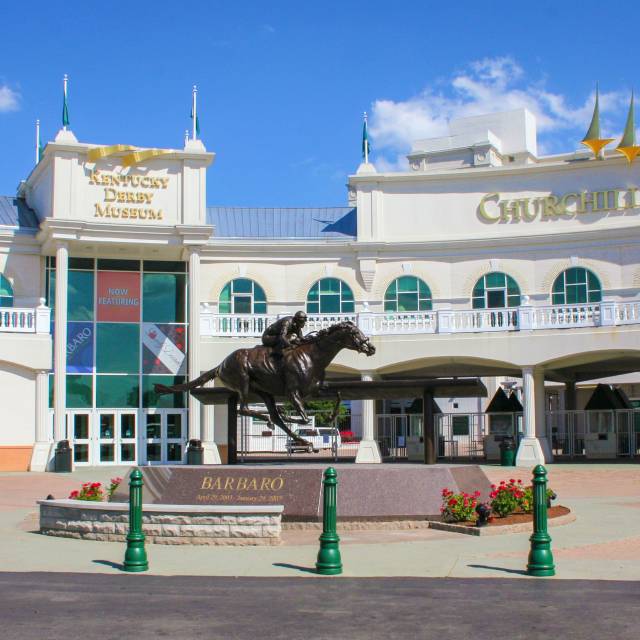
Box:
[96,271,141,322]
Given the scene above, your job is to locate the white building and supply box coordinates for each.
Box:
[1,107,639,471]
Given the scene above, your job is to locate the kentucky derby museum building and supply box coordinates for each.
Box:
[2,105,640,472]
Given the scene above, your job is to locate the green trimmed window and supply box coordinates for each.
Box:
[142,375,186,408]
[219,278,267,314]
[0,274,13,308]
[384,276,432,312]
[306,278,354,314]
[552,267,602,305]
[143,273,186,323]
[96,375,139,408]
[96,323,140,373]
[472,272,521,309]
[68,271,94,320]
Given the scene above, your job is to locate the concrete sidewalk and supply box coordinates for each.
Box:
[1,464,639,580]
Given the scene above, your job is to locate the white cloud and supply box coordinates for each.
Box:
[369,56,628,167]
[0,85,20,112]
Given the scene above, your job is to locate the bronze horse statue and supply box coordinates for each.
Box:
[154,320,376,444]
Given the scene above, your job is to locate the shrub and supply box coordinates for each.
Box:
[440,488,482,523]
[519,486,557,513]
[68,482,104,501]
[108,477,123,498]
[339,430,357,442]
[489,479,524,517]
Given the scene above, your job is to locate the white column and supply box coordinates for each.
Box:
[30,369,52,471]
[516,366,546,466]
[187,249,201,443]
[534,368,553,462]
[53,243,68,444]
[201,379,221,464]
[355,372,381,463]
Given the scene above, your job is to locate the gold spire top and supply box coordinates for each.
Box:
[615,91,640,164]
[581,85,614,159]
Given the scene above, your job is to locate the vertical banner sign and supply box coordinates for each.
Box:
[66,321,94,372]
[142,324,186,374]
[97,271,141,322]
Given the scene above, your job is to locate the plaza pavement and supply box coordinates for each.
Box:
[1,463,639,580]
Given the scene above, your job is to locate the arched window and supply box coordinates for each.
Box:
[552,267,601,305]
[472,272,521,309]
[384,276,432,312]
[219,279,267,314]
[0,275,13,308]
[306,278,354,314]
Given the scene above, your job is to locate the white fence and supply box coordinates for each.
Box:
[201,300,638,337]
[0,305,50,334]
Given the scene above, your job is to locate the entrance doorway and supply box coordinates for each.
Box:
[141,410,187,464]
[62,408,187,465]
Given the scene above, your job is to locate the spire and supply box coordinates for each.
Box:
[362,111,371,163]
[35,119,43,164]
[190,85,200,140]
[581,85,613,159]
[616,91,640,163]
[62,74,70,130]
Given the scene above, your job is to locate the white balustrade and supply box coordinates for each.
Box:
[0,306,51,334]
[446,308,519,333]
[532,303,600,329]
[616,300,640,325]
[200,300,640,337]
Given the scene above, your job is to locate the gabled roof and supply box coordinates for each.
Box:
[0,196,39,229]
[206,206,356,239]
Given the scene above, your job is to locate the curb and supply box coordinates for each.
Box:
[429,511,576,536]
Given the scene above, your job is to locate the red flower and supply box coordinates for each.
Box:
[509,478,516,484]
[69,490,79,499]
[448,498,458,506]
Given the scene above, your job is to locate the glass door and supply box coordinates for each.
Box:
[119,412,137,464]
[70,412,92,465]
[97,412,117,464]
[142,410,187,464]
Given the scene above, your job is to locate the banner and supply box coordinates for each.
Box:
[97,271,141,322]
[142,323,186,375]
[66,321,94,373]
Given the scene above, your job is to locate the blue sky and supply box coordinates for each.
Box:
[0,1,638,206]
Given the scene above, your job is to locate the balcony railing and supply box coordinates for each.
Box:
[200,300,640,338]
[0,305,51,334]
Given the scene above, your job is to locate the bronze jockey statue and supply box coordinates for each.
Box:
[261,311,308,357]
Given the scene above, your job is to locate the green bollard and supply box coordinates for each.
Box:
[315,467,343,575]
[527,464,555,577]
[123,468,149,573]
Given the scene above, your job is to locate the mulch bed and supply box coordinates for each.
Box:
[455,505,570,527]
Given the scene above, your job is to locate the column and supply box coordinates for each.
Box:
[187,249,201,444]
[423,389,436,464]
[355,372,382,463]
[515,366,547,466]
[534,368,553,462]
[53,243,68,445]
[29,370,52,471]
[564,380,577,411]
[201,379,221,464]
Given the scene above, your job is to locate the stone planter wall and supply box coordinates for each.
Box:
[38,500,283,546]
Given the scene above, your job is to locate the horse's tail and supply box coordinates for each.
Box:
[154,366,219,395]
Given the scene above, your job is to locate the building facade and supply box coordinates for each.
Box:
[1,108,639,471]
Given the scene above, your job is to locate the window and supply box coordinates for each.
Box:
[0,274,13,308]
[306,278,354,314]
[472,272,521,309]
[552,267,601,305]
[143,273,186,323]
[384,276,432,312]
[219,278,267,314]
[452,415,470,436]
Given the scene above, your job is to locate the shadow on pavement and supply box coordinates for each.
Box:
[93,560,125,571]
[272,562,318,574]
[467,564,528,576]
